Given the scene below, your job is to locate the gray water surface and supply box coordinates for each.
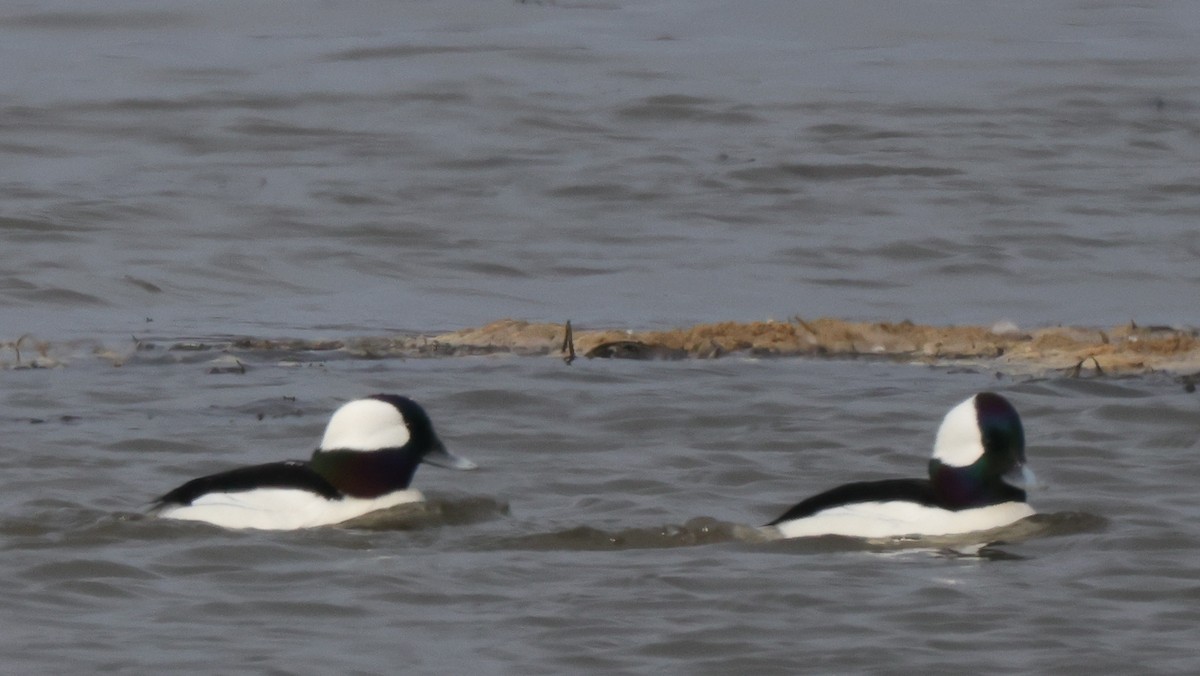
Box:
[2,0,1199,339]
[2,356,1196,673]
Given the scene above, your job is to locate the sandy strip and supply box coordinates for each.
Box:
[5,318,1200,379]
[428,318,1200,378]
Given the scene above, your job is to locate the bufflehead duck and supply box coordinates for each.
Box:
[151,394,477,530]
[765,392,1036,539]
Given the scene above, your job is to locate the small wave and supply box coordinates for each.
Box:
[757,510,1109,558]
[489,517,770,551]
[339,495,510,532]
[490,510,1107,555]
[0,495,510,538]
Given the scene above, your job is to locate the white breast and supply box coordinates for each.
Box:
[769,500,1035,539]
[156,488,425,530]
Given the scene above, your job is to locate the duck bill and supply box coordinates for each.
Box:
[423,441,478,471]
[1002,463,1037,490]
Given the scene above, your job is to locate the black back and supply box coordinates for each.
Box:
[153,460,341,507]
[765,478,939,526]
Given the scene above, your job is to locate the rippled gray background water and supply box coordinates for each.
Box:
[2,1,1199,673]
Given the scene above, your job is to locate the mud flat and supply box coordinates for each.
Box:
[7,318,1199,380]
[432,318,1200,377]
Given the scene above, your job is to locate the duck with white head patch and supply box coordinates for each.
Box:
[765,392,1037,539]
[151,394,477,530]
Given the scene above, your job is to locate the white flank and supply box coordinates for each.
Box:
[319,398,411,451]
[156,488,424,530]
[770,500,1035,539]
[932,395,985,467]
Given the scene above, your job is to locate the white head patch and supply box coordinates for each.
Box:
[318,398,411,452]
[932,395,985,467]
